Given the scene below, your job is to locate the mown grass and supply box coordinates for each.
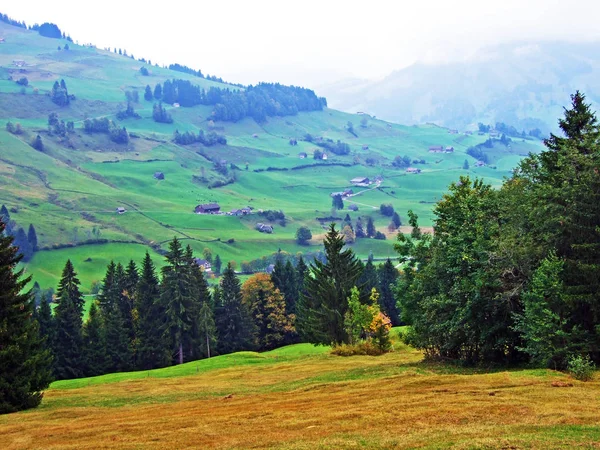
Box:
[1,329,599,449]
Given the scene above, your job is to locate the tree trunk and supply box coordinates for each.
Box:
[179,341,183,365]
[206,329,211,358]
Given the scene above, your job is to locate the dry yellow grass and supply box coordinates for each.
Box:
[2,344,600,449]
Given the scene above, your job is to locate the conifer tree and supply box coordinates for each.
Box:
[214,254,222,275]
[377,258,400,326]
[27,224,38,251]
[296,224,367,345]
[120,260,138,342]
[215,263,256,354]
[52,260,84,380]
[0,219,52,413]
[358,255,378,297]
[161,238,193,364]
[98,261,118,313]
[355,217,365,238]
[0,204,9,224]
[144,85,153,101]
[12,227,32,261]
[82,302,107,376]
[366,217,376,238]
[103,301,132,372]
[35,292,55,353]
[135,252,169,370]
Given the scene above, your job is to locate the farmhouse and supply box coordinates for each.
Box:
[445,146,455,153]
[153,171,165,180]
[229,209,243,216]
[429,145,444,153]
[195,203,221,214]
[406,167,421,174]
[194,258,212,272]
[241,206,252,215]
[351,177,370,186]
[298,152,308,159]
[116,207,126,214]
[256,223,273,234]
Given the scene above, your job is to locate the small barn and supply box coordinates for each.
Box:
[116,207,126,214]
[351,177,370,186]
[322,153,328,160]
[195,203,221,214]
[298,152,308,159]
[445,146,455,153]
[406,167,422,174]
[429,146,444,153]
[154,172,165,180]
[256,223,274,234]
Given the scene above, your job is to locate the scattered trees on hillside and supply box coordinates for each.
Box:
[152,103,173,123]
[50,80,71,106]
[31,134,44,151]
[144,85,153,101]
[392,155,411,168]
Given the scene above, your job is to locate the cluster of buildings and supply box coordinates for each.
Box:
[428,146,454,153]
[255,223,274,234]
[194,203,254,216]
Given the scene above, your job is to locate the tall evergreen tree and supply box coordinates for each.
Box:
[121,260,138,343]
[214,254,222,275]
[52,260,84,380]
[296,224,367,345]
[98,261,118,313]
[358,255,378,297]
[12,227,32,261]
[0,219,52,413]
[161,238,194,364]
[135,252,169,370]
[27,224,38,251]
[82,302,107,376]
[366,217,376,238]
[215,263,256,354]
[103,300,132,372]
[144,85,153,101]
[0,204,9,224]
[377,259,400,326]
[355,217,365,238]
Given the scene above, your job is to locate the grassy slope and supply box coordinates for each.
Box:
[0,22,546,292]
[1,330,599,449]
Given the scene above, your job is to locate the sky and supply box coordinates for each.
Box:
[3,0,600,88]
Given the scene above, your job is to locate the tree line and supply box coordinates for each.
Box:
[396,92,600,368]
[145,80,326,123]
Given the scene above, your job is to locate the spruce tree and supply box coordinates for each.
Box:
[0,204,9,224]
[135,252,169,370]
[377,258,400,326]
[0,219,52,413]
[161,238,193,364]
[27,224,38,251]
[12,227,32,261]
[358,255,378,297]
[98,261,118,313]
[355,217,365,238]
[52,260,84,380]
[296,224,367,345]
[215,263,256,354]
[82,302,107,376]
[120,260,138,343]
[366,217,376,238]
[35,292,55,353]
[214,254,222,275]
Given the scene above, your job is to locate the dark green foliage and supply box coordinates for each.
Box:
[82,302,107,376]
[463,159,470,170]
[152,103,173,124]
[16,77,28,86]
[108,122,129,144]
[332,195,344,210]
[366,217,376,237]
[214,254,222,275]
[116,102,141,120]
[315,139,350,156]
[377,259,400,326]
[380,204,394,216]
[355,217,365,238]
[173,129,226,146]
[391,212,402,229]
[215,263,256,354]
[83,117,110,133]
[296,226,312,245]
[135,252,169,370]
[31,134,44,151]
[139,67,149,76]
[0,218,52,413]
[37,22,62,38]
[161,238,194,364]
[102,300,132,373]
[296,224,367,345]
[153,83,162,100]
[27,224,38,251]
[168,63,204,78]
[50,80,70,106]
[35,292,54,352]
[374,231,386,240]
[12,227,33,261]
[52,260,84,380]
[144,85,153,101]
[392,155,411,168]
[358,256,378,298]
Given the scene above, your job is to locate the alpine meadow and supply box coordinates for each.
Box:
[1,5,600,449]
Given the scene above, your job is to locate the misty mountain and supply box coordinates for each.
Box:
[321,41,600,133]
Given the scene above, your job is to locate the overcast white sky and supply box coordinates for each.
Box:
[3,1,600,87]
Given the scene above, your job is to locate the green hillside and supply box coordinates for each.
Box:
[0,20,545,292]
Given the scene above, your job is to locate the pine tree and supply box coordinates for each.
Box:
[0,219,52,413]
[153,83,162,100]
[391,212,402,229]
[296,224,367,345]
[35,292,55,354]
[197,300,217,358]
[161,238,193,364]
[13,227,32,261]
[377,258,400,326]
[358,255,378,297]
[0,204,10,225]
[120,260,138,343]
[98,261,118,313]
[82,302,107,376]
[103,301,132,372]
[366,217,376,238]
[214,254,222,275]
[52,260,84,380]
[215,263,256,354]
[355,217,365,238]
[144,85,153,101]
[27,224,38,251]
[135,252,169,370]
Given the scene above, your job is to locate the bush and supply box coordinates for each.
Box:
[567,355,595,381]
[330,341,386,356]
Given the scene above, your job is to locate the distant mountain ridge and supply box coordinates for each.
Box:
[321,41,600,133]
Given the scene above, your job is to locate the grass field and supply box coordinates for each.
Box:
[0,21,546,293]
[1,329,599,449]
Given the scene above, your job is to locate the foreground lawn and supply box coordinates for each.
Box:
[2,336,600,449]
